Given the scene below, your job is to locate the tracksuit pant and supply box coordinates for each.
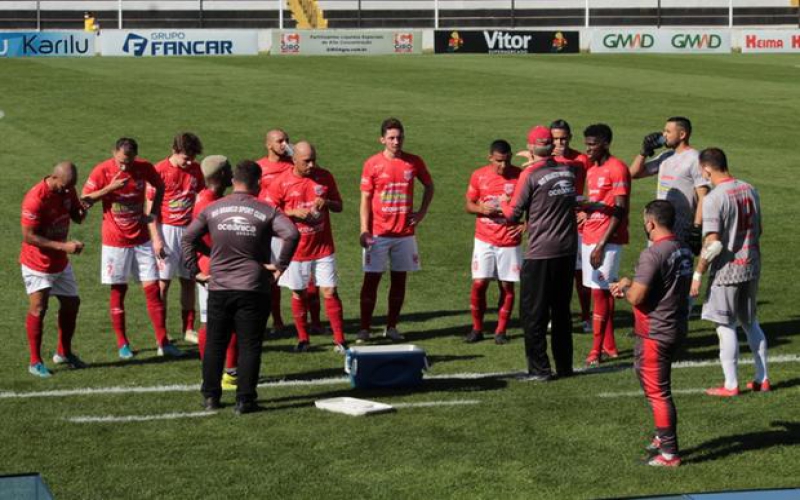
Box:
[634,335,680,455]
[203,290,270,404]
[520,255,576,377]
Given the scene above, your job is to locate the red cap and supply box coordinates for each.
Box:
[527,125,553,145]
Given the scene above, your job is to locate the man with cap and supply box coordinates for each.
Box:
[503,126,579,381]
[182,160,299,414]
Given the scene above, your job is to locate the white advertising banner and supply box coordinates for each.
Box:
[741,30,800,53]
[100,29,259,57]
[591,29,731,54]
[272,30,422,56]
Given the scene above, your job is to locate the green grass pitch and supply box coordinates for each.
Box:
[0,53,798,499]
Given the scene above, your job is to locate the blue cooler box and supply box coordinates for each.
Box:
[345,345,429,389]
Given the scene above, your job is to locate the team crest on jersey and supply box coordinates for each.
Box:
[403,170,413,181]
[504,183,515,195]
[314,185,325,196]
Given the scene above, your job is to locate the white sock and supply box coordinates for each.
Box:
[741,319,768,382]
[716,323,739,390]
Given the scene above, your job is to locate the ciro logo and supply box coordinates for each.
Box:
[672,34,722,50]
[281,33,300,53]
[394,33,414,53]
[602,33,654,49]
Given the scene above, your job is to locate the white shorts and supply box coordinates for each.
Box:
[279,254,339,291]
[101,242,159,285]
[575,234,583,270]
[197,283,208,323]
[702,280,758,326]
[158,224,191,280]
[21,264,79,297]
[581,243,623,290]
[270,237,283,264]
[471,239,521,282]
[363,236,420,273]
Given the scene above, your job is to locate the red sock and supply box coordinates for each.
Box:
[110,284,129,348]
[307,283,322,329]
[360,273,381,331]
[181,309,195,333]
[575,270,592,323]
[198,325,206,359]
[387,272,407,329]
[271,283,284,328]
[226,333,238,370]
[144,284,169,347]
[324,296,345,344]
[602,292,617,353]
[470,280,489,332]
[26,312,45,364]
[291,295,309,342]
[57,306,78,357]
[496,283,515,334]
[591,289,611,356]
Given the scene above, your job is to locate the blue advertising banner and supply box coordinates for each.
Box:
[0,32,95,58]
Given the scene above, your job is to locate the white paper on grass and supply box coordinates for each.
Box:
[314,397,394,416]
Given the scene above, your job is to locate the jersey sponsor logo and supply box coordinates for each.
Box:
[22,210,39,221]
[217,216,257,235]
[548,180,575,197]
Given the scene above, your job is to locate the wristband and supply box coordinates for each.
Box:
[692,271,703,282]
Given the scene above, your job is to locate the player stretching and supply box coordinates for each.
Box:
[83,138,182,359]
[464,140,522,344]
[691,148,769,396]
[21,162,92,377]
[358,118,435,343]
[581,124,631,366]
[265,142,347,353]
[149,132,205,344]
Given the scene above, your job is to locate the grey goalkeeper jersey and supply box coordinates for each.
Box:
[702,178,761,285]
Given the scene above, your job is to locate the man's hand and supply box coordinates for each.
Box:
[152,238,167,259]
[508,224,524,239]
[107,172,129,192]
[359,231,374,249]
[690,278,702,298]
[195,272,210,285]
[313,197,327,211]
[576,211,587,226]
[409,211,426,227]
[590,244,605,269]
[477,202,499,216]
[62,240,85,255]
[609,277,631,299]
[263,263,283,282]
[289,208,312,220]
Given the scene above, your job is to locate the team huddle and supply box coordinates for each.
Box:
[19,116,768,461]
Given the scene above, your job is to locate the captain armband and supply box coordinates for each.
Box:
[700,240,723,263]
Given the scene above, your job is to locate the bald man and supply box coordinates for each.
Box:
[20,162,101,377]
[264,141,347,352]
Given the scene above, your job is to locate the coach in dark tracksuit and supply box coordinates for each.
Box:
[182,160,299,415]
[610,200,692,467]
[504,126,578,381]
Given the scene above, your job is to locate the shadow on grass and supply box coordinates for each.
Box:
[87,349,200,369]
[683,419,800,464]
[677,316,799,361]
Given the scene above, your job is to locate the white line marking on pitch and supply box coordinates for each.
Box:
[393,400,480,408]
[2,354,797,400]
[68,411,215,423]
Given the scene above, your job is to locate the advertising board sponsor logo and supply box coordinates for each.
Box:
[394,33,414,53]
[592,29,730,54]
[671,33,722,50]
[447,31,464,52]
[281,33,300,53]
[274,30,421,56]
[742,30,800,53]
[551,32,569,52]
[602,33,654,49]
[101,30,257,57]
[434,30,579,54]
[0,32,94,58]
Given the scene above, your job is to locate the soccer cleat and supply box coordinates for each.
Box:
[294,341,311,353]
[747,379,772,392]
[52,353,87,369]
[28,362,52,378]
[517,372,554,383]
[355,330,370,344]
[157,343,185,358]
[203,397,221,411]
[221,372,238,391]
[234,400,262,415]
[646,453,681,467]
[585,352,600,367]
[384,327,405,342]
[118,344,134,360]
[602,349,619,359]
[705,386,739,397]
[184,330,199,345]
[333,342,349,355]
[464,330,484,343]
[645,436,662,455]
[581,321,592,333]
[494,333,510,345]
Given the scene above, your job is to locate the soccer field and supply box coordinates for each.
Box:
[0,54,799,499]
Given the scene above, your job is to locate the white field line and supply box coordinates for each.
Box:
[393,400,480,408]
[68,411,215,423]
[1,354,797,401]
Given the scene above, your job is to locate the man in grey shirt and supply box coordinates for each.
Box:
[182,160,299,414]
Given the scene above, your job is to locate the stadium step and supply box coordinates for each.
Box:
[287,0,328,29]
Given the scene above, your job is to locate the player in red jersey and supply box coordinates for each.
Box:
[192,155,239,390]
[148,132,205,344]
[82,138,181,360]
[551,119,593,333]
[358,118,435,343]
[464,139,522,345]
[20,162,94,377]
[581,124,632,366]
[264,142,347,353]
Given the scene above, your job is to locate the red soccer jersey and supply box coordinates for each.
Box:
[83,157,164,248]
[192,188,222,275]
[264,167,341,261]
[147,158,205,227]
[582,155,631,246]
[466,165,522,247]
[19,179,80,273]
[360,151,432,238]
[256,157,293,199]
[556,149,591,235]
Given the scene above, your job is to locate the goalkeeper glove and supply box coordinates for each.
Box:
[640,132,664,157]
